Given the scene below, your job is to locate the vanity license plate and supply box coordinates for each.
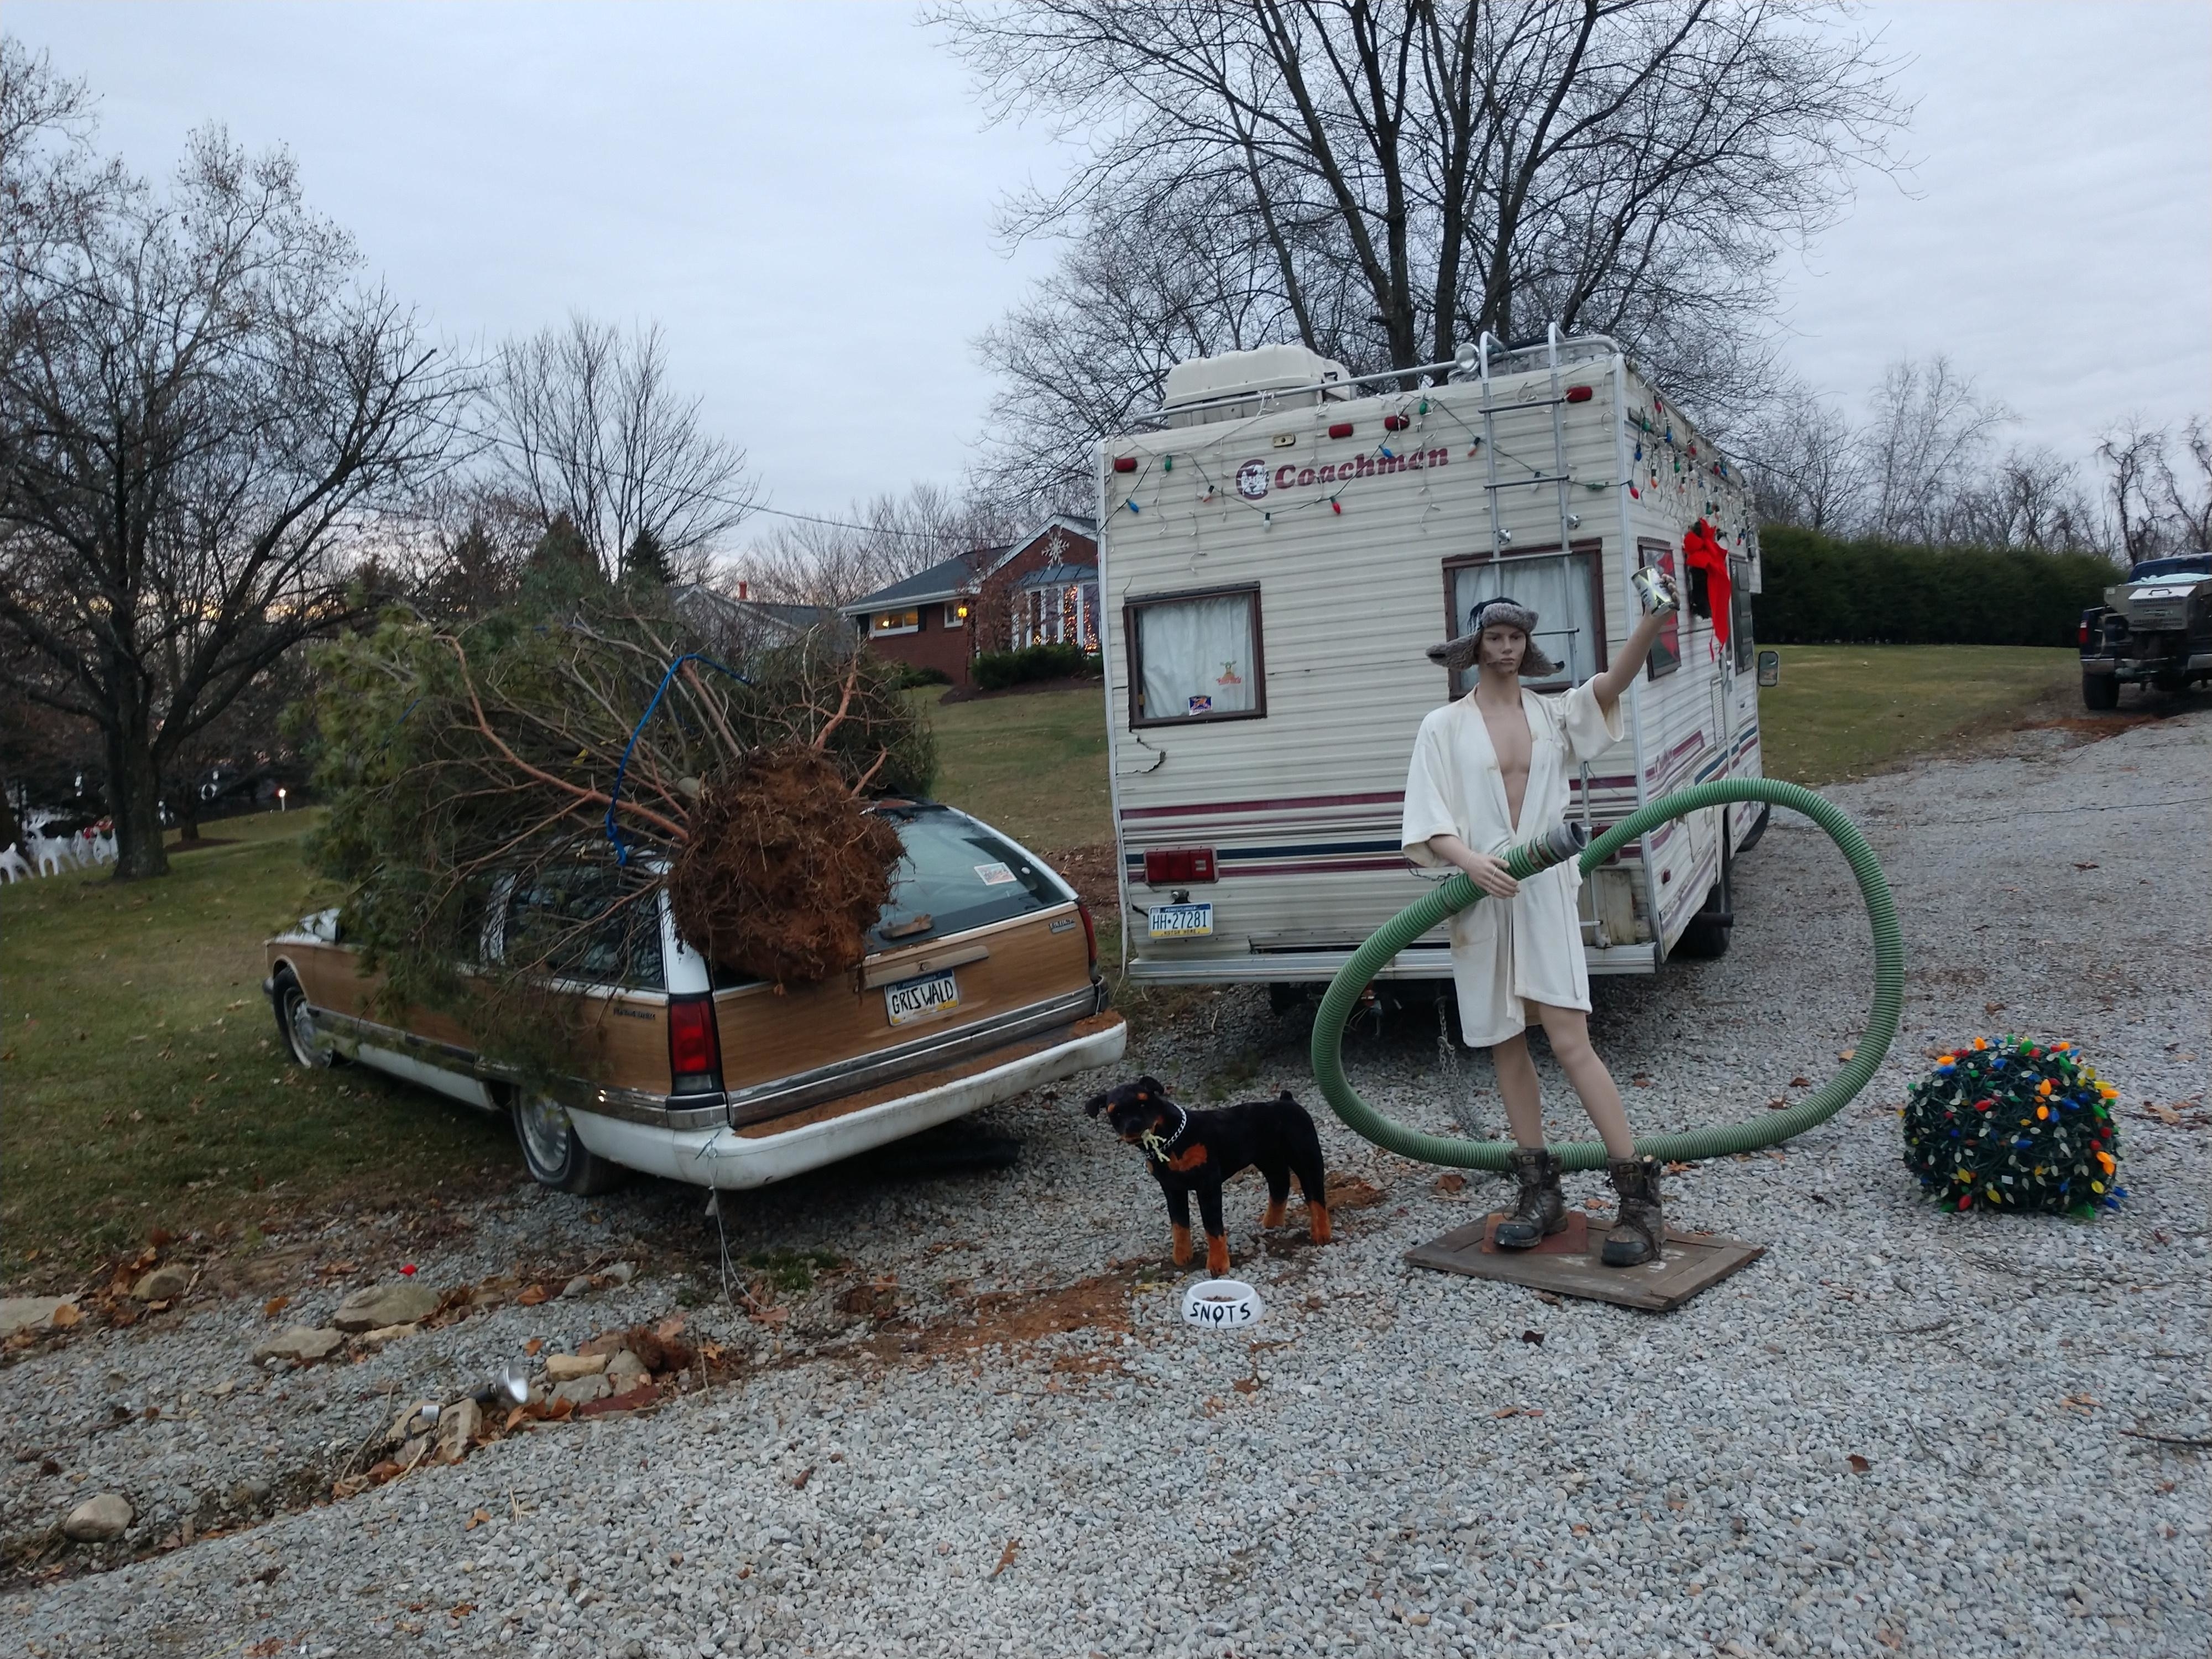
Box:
[884,969,959,1026]
[1147,902,1214,939]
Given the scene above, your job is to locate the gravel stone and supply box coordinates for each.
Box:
[249,1326,341,1364]
[61,1493,131,1542]
[3,709,2205,1657]
[330,1281,439,1332]
[544,1352,607,1381]
[129,1265,191,1302]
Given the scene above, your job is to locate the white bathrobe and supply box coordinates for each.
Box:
[1400,682,1624,1046]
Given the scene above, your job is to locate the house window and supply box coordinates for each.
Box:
[872,608,920,637]
[943,602,968,629]
[1637,541,1682,681]
[1442,542,1606,695]
[1015,579,1099,651]
[1126,585,1264,727]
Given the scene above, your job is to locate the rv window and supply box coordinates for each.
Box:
[1447,549,1603,693]
[1637,543,1682,681]
[1126,587,1264,726]
[1731,567,1755,674]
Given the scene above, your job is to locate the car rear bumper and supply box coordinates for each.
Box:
[564,1012,1128,1190]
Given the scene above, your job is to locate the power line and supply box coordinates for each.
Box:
[0,251,973,543]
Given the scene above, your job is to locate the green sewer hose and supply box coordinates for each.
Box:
[1310,778,1904,1171]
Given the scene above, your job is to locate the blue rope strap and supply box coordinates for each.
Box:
[604,653,752,867]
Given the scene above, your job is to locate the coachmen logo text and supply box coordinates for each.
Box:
[1237,447,1451,500]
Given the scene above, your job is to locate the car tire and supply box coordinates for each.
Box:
[272,970,333,1068]
[2082,672,2120,711]
[510,1091,626,1196]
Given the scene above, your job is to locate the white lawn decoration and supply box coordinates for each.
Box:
[28,834,74,877]
[0,844,30,883]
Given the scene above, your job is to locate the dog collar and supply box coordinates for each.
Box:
[1140,1102,1190,1163]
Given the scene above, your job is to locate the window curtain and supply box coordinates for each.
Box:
[1451,553,1595,693]
[1139,595,1255,718]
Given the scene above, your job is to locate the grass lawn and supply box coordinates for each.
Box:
[1757,645,2080,786]
[1,810,516,1283]
[916,683,1110,853]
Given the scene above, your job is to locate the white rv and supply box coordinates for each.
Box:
[1095,332,1771,998]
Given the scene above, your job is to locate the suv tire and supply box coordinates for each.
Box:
[272,970,333,1068]
[2082,672,2120,711]
[511,1091,626,1195]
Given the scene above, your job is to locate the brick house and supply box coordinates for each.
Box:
[839,517,1097,688]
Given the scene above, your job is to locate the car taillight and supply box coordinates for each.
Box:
[1076,900,1098,973]
[2078,619,2090,646]
[667,994,723,1095]
[1142,847,1218,884]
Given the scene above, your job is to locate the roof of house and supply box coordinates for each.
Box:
[1014,561,1099,591]
[670,585,843,640]
[839,515,1103,616]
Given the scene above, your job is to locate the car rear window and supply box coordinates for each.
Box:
[870,806,1067,950]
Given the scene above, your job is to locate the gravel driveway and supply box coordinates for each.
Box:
[7,707,2208,1659]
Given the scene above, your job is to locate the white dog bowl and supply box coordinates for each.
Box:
[1181,1278,1263,1330]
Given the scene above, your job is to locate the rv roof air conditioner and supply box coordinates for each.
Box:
[1159,344,1354,428]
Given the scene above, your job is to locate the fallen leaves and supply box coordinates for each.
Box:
[1434,1172,1466,1194]
[465,1509,489,1531]
[1846,1454,1871,1474]
[791,1466,813,1490]
[1788,1076,1812,1089]
[1519,1329,1545,1346]
[516,1285,549,1307]
[990,1537,1020,1578]
[263,1296,289,1319]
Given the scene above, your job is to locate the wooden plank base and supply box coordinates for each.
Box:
[1405,1211,1765,1312]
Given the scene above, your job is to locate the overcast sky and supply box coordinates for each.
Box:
[10,2,2209,534]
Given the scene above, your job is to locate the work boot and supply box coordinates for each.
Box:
[1601,1156,1665,1267]
[1494,1147,1567,1249]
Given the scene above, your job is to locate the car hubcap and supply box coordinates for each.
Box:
[286,993,323,1066]
[518,1094,572,1175]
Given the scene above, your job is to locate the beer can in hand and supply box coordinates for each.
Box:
[1631,565,1679,618]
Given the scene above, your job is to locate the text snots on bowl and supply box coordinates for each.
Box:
[1181,1279,1263,1329]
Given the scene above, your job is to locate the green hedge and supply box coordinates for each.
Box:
[971,641,1099,691]
[1756,528,2118,646]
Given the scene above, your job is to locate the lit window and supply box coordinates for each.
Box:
[873,609,920,636]
[1126,586,1264,726]
[943,602,968,629]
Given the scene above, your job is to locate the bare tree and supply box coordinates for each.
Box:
[938,0,1906,477]
[488,316,755,585]
[1736,381,1865,531]
[1855,355,2012,544]
[731,482,1034,610]
[0,43,463,879]
[2098,416,2212,565]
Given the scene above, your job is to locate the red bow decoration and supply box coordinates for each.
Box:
[1682,519,1732,648]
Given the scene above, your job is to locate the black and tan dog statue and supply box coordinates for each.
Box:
[1086,1075,1332,1275]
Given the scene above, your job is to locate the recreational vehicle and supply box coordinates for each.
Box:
[1097,332,1771,1000]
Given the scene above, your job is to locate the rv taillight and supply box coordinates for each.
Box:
[1383,414,1409,431]
[666,994,723,1095]
[1328,421,1354,439]
[1076,900,1099,973]
[1113,456,1138,473]
[1143,847,1218,885]
[1564,384,1594,403]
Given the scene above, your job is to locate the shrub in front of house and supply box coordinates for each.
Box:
[971,643,1099,692]
[894,664,953,688]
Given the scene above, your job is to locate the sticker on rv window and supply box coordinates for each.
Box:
[1187,694,1213,715]
[973,862,1016,886]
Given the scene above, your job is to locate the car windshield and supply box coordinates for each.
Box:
[2129,554,2212,580]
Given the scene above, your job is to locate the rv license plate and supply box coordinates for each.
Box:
[884,969,960,1027]
[1147,902,1213,939]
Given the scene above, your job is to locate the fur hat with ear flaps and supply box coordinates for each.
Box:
[1426,597,1562,678]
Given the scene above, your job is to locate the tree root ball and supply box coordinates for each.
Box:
[667,744,902,985]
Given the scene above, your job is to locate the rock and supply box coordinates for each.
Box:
[225,1478,273,1509]
[544,1352,608,1382]
[131,1264,191,1302]
[604,1349,649,1389]
[252,1326,343,1364]
[384,1402,439,1448]
[551,1374,609,1407]
[602,1261,637,1286]
[434,1397,481,1465]
[358,1322,419,1352]
[0,1296,75,1338]
[62,1493,132,1542]
[561,1274,594,1298]
[332,1282,439,1332]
